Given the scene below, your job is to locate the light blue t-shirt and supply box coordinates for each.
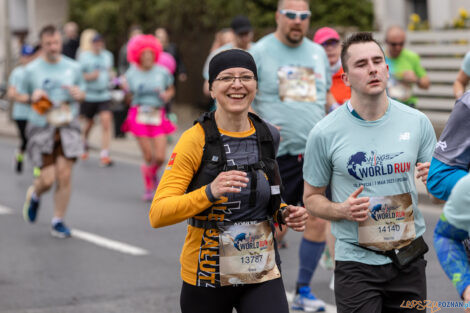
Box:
[202,43,234,80]
[20,56,85,127]
[444,173,470,232]
[250,34,331,156]
[462,52,470,77]
[8,66,31,120]
[125,64,173,108]
[303,99,436,265]
[78,49,113,102]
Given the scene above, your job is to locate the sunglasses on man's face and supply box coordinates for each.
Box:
[387,41,405,47]
[279,10,312,21]
[321,39,340,48]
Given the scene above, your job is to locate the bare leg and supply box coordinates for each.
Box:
[82,117,94,144]
[99,110,112,152]
[304,215,327,243]
[151,135,167,166]
[34,164,55,196]
[53,156,74,219]
[136,136,153,164]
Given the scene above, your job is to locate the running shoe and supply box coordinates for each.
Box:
[292,286,326,312]
[81,143,89,160]
[15,152,24,173]
[23,186,40,223]
[100,156,114,167]
[81,151,89,160]
[51,221,71,238]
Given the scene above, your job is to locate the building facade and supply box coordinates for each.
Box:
[0,0,69,83]
[374,0,470,31]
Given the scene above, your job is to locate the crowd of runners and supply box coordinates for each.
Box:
[5,0,470,312]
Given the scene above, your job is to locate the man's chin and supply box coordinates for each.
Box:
[286,34,303,45]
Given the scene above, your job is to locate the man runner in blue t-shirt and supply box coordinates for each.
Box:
[303,32,435,313]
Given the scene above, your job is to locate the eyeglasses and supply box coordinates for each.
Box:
[386,41,405,47]
[321,39,340,48]
[279,10,311,21]
[214,75,256,84]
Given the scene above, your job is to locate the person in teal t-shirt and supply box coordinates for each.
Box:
[16,25,86,239]
[250,0,332,311]
[121,34,176,201]
[303,32,436,313]
[7,44,39,173]
[78,34,115,166]
[385,26,430,108]
[434,173,470,303]
[453,51,470,99]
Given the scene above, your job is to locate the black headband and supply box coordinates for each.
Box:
[208,49,258,89]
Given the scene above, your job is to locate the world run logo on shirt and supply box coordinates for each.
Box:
[347,151,410,180]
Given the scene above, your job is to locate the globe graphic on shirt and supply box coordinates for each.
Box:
[347,151,367,180]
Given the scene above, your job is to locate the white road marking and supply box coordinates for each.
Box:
[286,291,337,312]
[0,205,13,215]
[71,229,149,256]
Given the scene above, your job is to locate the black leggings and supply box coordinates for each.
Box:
[15,120,28,152]
[180,278,289,313]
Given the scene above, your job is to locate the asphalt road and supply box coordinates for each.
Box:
[0,136,462,313]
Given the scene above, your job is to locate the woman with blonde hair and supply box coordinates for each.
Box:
[77,28,97,56]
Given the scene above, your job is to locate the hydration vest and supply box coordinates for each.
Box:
[186,111,284,229]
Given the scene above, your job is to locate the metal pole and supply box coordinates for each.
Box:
[3,0,12,82]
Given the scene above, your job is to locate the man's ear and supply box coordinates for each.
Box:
[342,72,350,87]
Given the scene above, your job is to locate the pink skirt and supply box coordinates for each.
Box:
[121,106,176,137]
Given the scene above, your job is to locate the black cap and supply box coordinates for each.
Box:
[230,16,252,35]
[208,49,258,90]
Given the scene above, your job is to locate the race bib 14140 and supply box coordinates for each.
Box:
[358,193,416,251]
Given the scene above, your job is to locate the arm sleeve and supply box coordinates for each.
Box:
[303,126,331,187]
[433,97,470,168]
[462,52,470,77]
[428,157,468,200]
[8,68,17,87]
[149,125,216,228]
[417,114,437,164]
[434,215,470,298]
[18,67,31,95]
[165,69,174,88]
[75,64,86,91]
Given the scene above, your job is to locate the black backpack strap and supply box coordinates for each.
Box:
[248,112,275,159]
[198,111,228,166]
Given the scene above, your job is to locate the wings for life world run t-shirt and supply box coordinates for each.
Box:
[303,98,436,265]
[8,65,31,120]
[250,34,331,157]
[443,173,470,233]
[20,56,85,127]
[125,64,174,108]
[78,49,114,102]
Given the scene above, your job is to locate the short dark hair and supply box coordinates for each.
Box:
[39,24,59,40]
[341,32,384,72]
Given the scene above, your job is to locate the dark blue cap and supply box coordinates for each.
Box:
[21,44,35,56]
